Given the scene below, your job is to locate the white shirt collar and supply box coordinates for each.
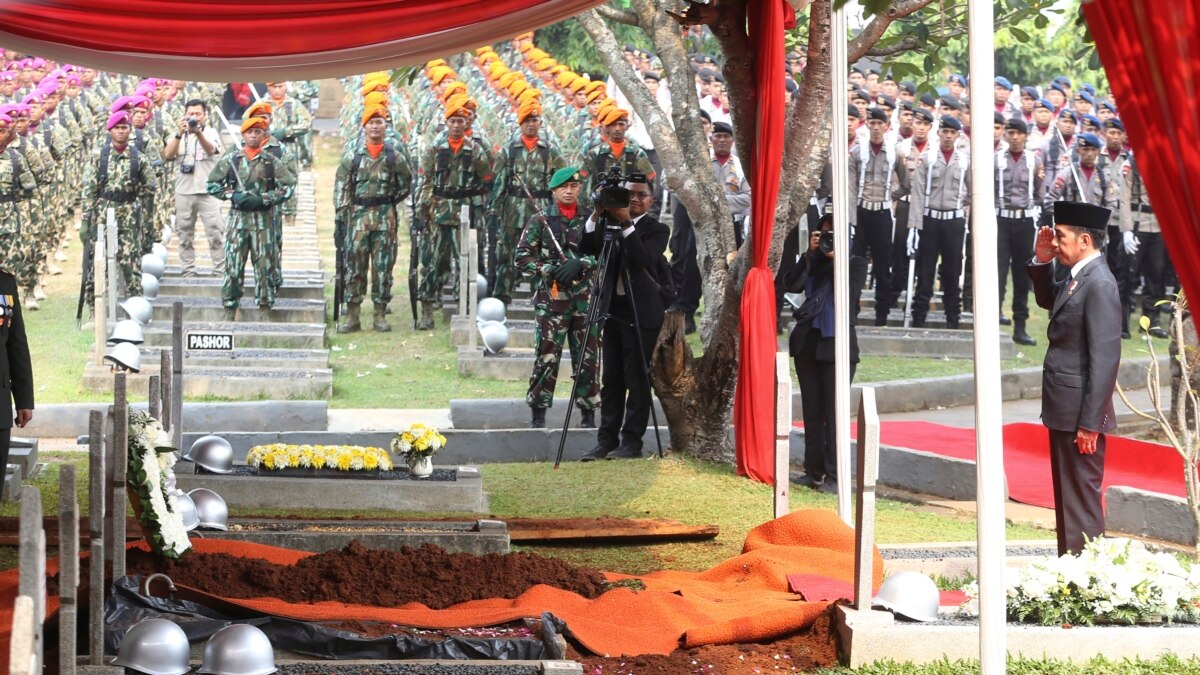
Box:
[1071,250,1103,278]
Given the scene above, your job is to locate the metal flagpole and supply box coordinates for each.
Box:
[967,0,1006,671]
[830,1,852,525]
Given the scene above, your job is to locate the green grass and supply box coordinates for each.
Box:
[817,655,1200,674]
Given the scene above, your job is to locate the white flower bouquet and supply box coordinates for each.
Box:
[389,423,447,459]
[127,410,191,558]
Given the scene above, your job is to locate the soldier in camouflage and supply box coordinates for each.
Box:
[265,81,311,229]
[334,104,413,333]
[488,102,564,305]
[514,167,600,429]
[206,116,297,319]
[0,115,36,313]
[124,95,166,253]
[578,108,656,207]
[81,111,154,305]
[2,103,48,309]
[244,100,299,292]
[290,80,321,169]
[414,103,494,330]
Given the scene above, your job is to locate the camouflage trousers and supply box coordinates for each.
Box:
[139,195,158,255]
[222,225,276,308]
[526,296,601,410]
[83,206,144,300]
[344,227,398,306]
[492,224,524,301]
[0,202,33,287]
[270,212,285,289]
[418,222,459,304]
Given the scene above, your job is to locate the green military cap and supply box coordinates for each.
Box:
[549,166,582,189]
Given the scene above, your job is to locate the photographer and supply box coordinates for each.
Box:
[785,214,868,493]
[163,99,225,277]
[579,172,671,461]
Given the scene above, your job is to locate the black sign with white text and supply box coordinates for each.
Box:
[186,331,234,351]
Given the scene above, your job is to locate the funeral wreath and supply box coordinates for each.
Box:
[128,410,192,558]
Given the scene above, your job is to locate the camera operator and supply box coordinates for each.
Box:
[785,214,868,493]
[579,173,671,461]
[163,98,225,277]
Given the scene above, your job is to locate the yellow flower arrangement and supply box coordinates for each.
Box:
[245,444,393,472]
[390,423,447,459]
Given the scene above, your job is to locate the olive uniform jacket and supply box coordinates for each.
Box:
[0,270,33,429]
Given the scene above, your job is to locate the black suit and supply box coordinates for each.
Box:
[582,213,671,452]
[0,270,34,471]
[1028,254,1121,555]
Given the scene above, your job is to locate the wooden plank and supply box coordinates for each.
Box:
[506,518,719,543]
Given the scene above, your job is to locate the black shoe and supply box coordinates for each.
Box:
[530,408,546,429]
[1012,330,1037,346]
[999,315,1012,326]
[793,474,824,490]
[817,480,839,495]
[606,445,644,459]
[912,318,926,328]
[1121,331,1132,340]
[874,316,889,327]
[579,409,595,428]
[946,318,960,330]
[1149,327,1170,340]
[580,444,612,462]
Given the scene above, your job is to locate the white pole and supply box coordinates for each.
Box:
[774,352,792,519]
[830,0,852,525]
[968,0,1006,671]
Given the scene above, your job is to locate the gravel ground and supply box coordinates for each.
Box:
[277,664,544,674]
[880,544,1057,560]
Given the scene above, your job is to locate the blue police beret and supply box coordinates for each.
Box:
[1076,90,1094,104]
[1049,82,1067,95]
[940,116,963,131]
[1058,109,1080,123]
[867,107,889,123]
[1082,113,1101,128]
[995,76,1013,90]
[912,108,935,124]
[1005,117,1029,134]
[1103,118,1125,132]
[948,73,967,87]
[1081,83,1096,95]
[847,103,861,119]
[1078,132,1102,149]
[1099,101,1118,114]
[1020,86,1040,99]
[1053,75,1072,87]
[1034,98,1055,111]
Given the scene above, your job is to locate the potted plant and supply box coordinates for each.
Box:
[390,423,446,478]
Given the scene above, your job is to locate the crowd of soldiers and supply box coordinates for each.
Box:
[0,51,322,326]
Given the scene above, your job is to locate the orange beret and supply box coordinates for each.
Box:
[243,101,273,119]
[361,104,388,126]
[508,81,529,97]
[535,58,556,71]
[444,102,470,120]
[584,80,606,94]
[518,43,534,53]
[515,31,534,40]
[362,91,389,108]
[528,49,548,61]
[585,89,606,104]
[426,59,447,69]
[474,46,494,56]
[549,65,568,77]
[361,80,388,96]
[602,108,629,126]
[498,72,520,89]
[517,102,542,124]
[441,81,468,101]
[264,81,284,86]
[568,77,589,93]
[428,67,455,85]
[241,116,269,133]
[517,88,541,104]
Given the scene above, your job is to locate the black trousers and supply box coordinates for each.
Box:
[668,198,702,315]
[912,216,966,322]
[0,428,9,477]
[794,331,856,483]
[889,200,912,297]
[1048,428,1107,555]
[1104,225,1133,330]
[997,215,1036,322]
[774,208,811,316]
[1133,231,1166,319]
[597,297,659,452]
[850,207,895,319]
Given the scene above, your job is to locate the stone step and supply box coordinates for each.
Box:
[124,345,330,369]
[148,295,327,324]
[157,276,326,301]
[457,345,572,381]
[855,326,1015,359]
[140,320,327,349]
[83,363,333,399]
[440,298,535,323]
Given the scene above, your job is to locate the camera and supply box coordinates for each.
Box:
[179,163,194,174]
[591,167,630,210]
[818,231,834,255]
[187,118,198,130]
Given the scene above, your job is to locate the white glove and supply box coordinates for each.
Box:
[1123,230,1139,255]
[906,228,920,257]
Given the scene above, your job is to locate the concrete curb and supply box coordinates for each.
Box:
[20,401,328,438]
[1105,485,1197,546]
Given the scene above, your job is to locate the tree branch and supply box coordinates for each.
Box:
[865,37,923,58]
[848,0,937,62]
[594,3,639,27]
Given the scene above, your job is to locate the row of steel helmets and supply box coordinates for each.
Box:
[105,229,171,372]
[112,619,276,674]
[872,571,940,622]
[176,435,234,530]
[476,296,509,354]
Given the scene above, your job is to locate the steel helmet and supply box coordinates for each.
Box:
[872,570,940,622]
[174,491,200,531]
[152,241,169,265]
[188,488,229,531]
[184,435,234,474]
[121,296,154,325]
[104,342,142,373]
[110,618,191,674]
[478,320,509,355]
[476,297,506,323]
[108,319,146,346]
[141,273,160,300]
[141,252,166,279]
[198,623,276,675]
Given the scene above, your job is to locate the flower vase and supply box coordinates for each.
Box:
[407,454,433,478]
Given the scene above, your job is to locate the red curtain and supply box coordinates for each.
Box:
[733,0,787,484]
[0,0,606,79]
[1082,0,1200,308]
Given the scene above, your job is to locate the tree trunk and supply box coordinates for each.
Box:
[651,311,737,462]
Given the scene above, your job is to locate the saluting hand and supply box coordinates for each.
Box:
[1034,226,1057,264]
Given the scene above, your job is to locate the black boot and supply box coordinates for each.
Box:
[579,408,595,428]
[1012,320,1037,346]
[530,407,546,429]
[1121,304,1132,340]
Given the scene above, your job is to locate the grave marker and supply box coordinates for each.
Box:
[854,387,879,611]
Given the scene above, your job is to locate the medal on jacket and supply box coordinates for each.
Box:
[0,294,9,328]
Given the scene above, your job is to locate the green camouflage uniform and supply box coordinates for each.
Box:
[261,137,299,289]
[12,132,50,292]
[334,140,413,306]
[0,147,37,286]
[267,95,312,216]
[206,146,297,309]
[579,139,656,207]
[81,141,154,299]
[488,134,564,301]
[131,124,165,253]
[289,81,320,168]
[415,135,494,304]
[514,207,601,411]
[27,125,63,285]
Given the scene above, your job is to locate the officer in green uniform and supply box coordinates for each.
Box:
[334,104,413,333]
[514,167,601,429]
[244,100,299,292]
[265,81,312,229]
[81,111,154,302]
[489,102,565,305]
[206,116,297,319]
[414,101,494,330]
[578,108,656,208]
[0,115,37,313]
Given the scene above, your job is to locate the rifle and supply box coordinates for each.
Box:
[76,232,94,327]
[334,212,347,322]
[408,199,422,330]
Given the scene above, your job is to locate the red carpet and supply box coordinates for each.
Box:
[796,420,1187,509]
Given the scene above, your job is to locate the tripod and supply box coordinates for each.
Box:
[553,216,664,469]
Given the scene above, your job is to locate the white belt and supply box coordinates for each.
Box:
[925,209,964,220]
[858,200,890,211]
[997,208,1036,219]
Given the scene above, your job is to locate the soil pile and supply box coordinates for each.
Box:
[69,540,608,609]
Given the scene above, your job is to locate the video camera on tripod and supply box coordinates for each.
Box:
[591,167,632,227]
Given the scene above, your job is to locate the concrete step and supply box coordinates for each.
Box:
[141,320,327,349]
[457,345,570,381]
[149,295,327,324]
[83,362,333,399]
[856,326,1015,359]
[124,344,330,369]
[158,276,326,301]
[441,298,535,323]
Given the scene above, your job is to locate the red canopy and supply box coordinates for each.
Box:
[0,0,605,79]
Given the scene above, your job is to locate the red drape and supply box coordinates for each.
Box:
[1082,0,1200,307]
[0,0,606,79]
[733,0,787,484]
